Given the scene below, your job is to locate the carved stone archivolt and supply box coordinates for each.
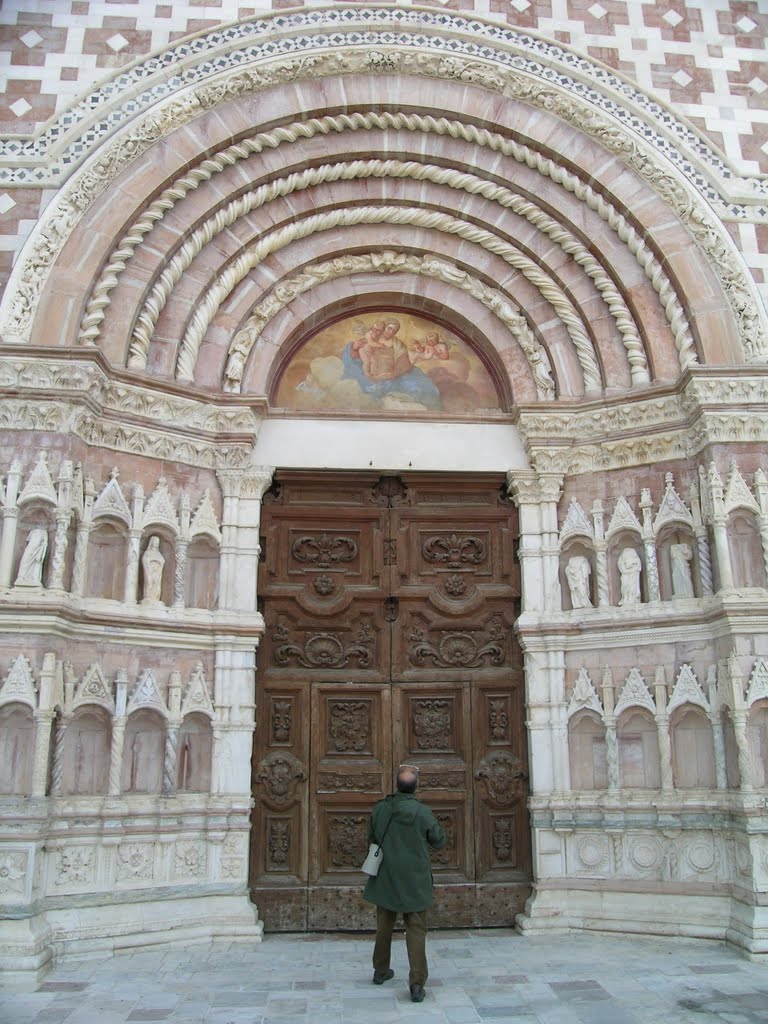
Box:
[475,752,528,806]
[255,751,306,807]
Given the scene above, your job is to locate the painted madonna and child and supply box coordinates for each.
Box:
[275,312,499,414]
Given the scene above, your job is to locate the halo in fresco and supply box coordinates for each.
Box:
[274,311,501,415]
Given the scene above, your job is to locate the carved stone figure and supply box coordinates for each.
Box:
[618,547,642,606]
[15,527,48,587]
[141,536,165,605]
[565,555,592,609]
[670,543,695,598]
[223,340,249,393]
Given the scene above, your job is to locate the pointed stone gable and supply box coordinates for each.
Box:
[568,667,603,718]
[181,663,215,719]
[74,664,115,712]
[127,670,168,717]
[18,453,57,508]
[190,490,221,544]
[724,462,759,516]
[606,495,642,538]
[668,663,708,713]
[143,477,180,535]
[746,658,768,707]
[0,655,37,709]
[92,470,132,526]
[615,667,655,715]
[654,473,693,532]
[559,499,593,542]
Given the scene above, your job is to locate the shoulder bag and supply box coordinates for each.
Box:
[362,805,394,876]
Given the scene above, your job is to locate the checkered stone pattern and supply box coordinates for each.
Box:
[0,0,766,297]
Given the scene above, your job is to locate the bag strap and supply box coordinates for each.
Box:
[372,799,395,851]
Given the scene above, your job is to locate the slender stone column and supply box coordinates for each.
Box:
[49,511,71,591]
[706,668,728,790]
[592,500,609,607]
[70,477,95,597]
[108,671,129,796]
[50,712,72,795]
[753,468,768,587]
[707,464,734,590]
[173,539,188,609]
[689,482,713,596]
[654,668,674,791]
[602,668,620,791]
[640,488,660,601]
[0,460,23,587]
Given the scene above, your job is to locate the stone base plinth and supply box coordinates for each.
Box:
[0,894,263,987]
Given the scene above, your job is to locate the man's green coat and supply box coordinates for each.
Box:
[363,792,446,913]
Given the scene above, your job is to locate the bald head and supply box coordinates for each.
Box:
[396,767,418,794]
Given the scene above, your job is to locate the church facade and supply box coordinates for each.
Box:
[1,1,767,980]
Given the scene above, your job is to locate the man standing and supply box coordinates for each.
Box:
[364,766,446,1003]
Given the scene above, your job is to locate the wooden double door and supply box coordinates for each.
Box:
[250,471,530,930]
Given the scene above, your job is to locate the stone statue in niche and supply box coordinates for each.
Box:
[15,526,48,587]
[141,536,165,605]
[565,555,592,609]
[670,543,695,598]
[618,547,642,606]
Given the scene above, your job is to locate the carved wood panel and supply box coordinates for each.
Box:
[251,471,528,931]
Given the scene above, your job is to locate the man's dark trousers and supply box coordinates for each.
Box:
[373,906,428,986]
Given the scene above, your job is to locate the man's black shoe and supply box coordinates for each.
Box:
[373,969,394,984]
[410,983,425,1002]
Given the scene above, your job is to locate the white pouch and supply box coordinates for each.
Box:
[362,842,383,876]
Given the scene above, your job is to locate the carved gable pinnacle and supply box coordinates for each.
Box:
[615,667,655,715]
[18,453,57,508]
[746,658,768,707]
[127,670,168,718]
[0,655,37,709]
[74,664,115,713]
[654,472,693,532]
[567,667,603,718]
[559,498,594,542]
[190,490,221,544]
[723,461,759,516]
[143,477,180,535]
[181,664,215,720]
[667,664,708,713]
[606,495,642,538]
[92,473,132,526]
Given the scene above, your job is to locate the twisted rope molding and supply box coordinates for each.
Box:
[173,204,603,393]
[123,158,650,387]
[222,251,557,399]
[4,48,759,362]
[76,111,693,375]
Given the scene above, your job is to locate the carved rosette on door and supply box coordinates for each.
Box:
[251,472,528,931]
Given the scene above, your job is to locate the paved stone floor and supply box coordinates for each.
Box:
[1,929,767,1024]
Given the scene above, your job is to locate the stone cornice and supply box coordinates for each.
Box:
[516,594,768,653]
[0,600,265,649]
[0,350,263,469]
[516,368,768,473]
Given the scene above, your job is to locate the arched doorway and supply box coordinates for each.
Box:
[250,470,529,930]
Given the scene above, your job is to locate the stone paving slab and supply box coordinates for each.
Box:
[0,931,766,1023]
